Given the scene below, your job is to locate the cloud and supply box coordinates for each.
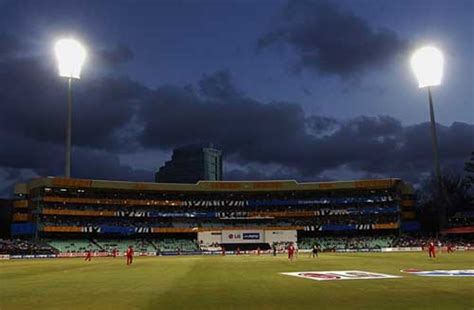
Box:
[138,77,473,183]
[96,44,134,66]
[0,33,24,59]
[0,130,153,196]
[0,34,472,197]
[257,0,408,77]
[0,35,147,151]
[0,34,151,196]
[199,70,243,100]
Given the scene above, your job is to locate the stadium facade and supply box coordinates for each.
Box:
[11,177,418,250]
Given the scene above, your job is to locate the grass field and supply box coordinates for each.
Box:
[1,252,473,310]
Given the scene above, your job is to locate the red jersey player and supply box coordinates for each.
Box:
[428,241,436,258]
[287,243,295,262]
[126,246,134,265]
[236,247,240,256]
[446,243,454,253]
[84,249,92,262]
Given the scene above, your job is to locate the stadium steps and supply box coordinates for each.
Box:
[147,240,158,250]
[91,239,105,251]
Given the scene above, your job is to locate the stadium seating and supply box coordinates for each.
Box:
[299,236,395,250]
[47,239,100,253]
[151,239,199,252]
[96,239,155,253]
[0,239,56,255]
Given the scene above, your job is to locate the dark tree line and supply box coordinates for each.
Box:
[416,151,474,232]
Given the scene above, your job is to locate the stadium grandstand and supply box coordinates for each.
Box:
[7,176,423,255]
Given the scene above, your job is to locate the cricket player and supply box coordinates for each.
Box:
[428,241,436,258]
[311,244,319,258]
[84,249,92,262]
[287,243,295,262]
[126,246,134,265]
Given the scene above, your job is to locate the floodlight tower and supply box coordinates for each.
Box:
[55,39,86,178]
[410,46,445,228]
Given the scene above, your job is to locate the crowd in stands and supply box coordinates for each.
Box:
[0,239,56,255]
[40,213,399,230]
[299,236,396,251]
[44,186,394,203]
[448,214,474,227]
[396,234,473,247]
[44,201,398,213]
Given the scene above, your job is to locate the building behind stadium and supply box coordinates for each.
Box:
[155,145,223,183]
[10,177,421,253]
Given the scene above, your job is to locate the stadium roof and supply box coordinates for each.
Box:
[14,177,409,194]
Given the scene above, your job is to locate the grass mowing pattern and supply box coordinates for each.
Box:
[1,252,473,309]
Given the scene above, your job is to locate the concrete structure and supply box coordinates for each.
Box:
[155,145,223,183]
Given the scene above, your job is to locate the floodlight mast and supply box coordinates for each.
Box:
[55,39,86,178]
[411,46,445,229]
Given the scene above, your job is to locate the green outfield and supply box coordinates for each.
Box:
[1,252,473,310]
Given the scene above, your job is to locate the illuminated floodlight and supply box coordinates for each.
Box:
[55,38,87,79]
[410,46,443,88]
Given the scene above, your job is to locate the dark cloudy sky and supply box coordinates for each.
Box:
[0,0,473,196]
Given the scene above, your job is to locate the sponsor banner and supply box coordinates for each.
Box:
[381,247,422,252]
[0,254,10,260]
[335,249,382,253]
[10,255,23,259]
[58,253,89,258]
[401,269,474,277]
[201,251,224,255]
[243,233,260,240]
[281,270,401,281]
[221,230,264,243]
[10,254,57,259]
[160,251,202,256]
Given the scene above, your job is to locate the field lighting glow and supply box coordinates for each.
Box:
[55,38,87,79]
[410,46,444,88]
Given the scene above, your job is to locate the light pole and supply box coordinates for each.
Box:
[55,39,86,178]
[410,46,445,228]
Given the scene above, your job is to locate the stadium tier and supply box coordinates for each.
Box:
[299,235,396,250]
[10,177,418,251]
[47,239,100,253]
